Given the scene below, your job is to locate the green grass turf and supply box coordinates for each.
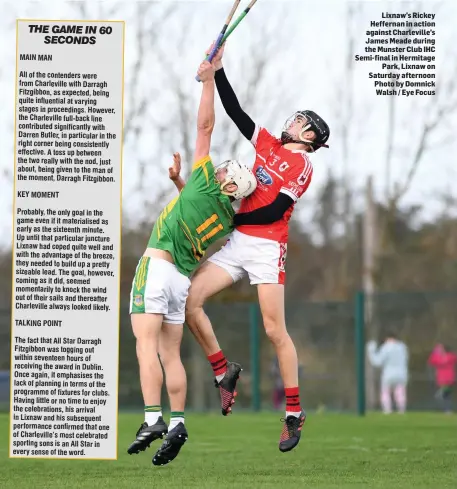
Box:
[0,412,456,489]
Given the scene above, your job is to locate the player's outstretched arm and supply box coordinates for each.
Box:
[211,43,256,141]
[169,152,186,192]
[194,61,216,163]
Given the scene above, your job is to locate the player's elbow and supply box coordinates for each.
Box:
[197,119,215,135]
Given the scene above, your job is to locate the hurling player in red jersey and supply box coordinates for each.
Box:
[186,44,330,452]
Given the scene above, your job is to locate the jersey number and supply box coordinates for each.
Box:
[196,214,224,243]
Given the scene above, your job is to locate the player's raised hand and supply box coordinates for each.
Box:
[205,41,225,69]
[197,60,215,82]
[169,152,181,181]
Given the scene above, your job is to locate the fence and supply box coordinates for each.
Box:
[1,290,456,413]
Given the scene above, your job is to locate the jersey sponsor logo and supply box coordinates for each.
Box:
[256,166,273,185]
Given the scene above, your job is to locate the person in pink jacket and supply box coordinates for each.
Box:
[428,344,457,413]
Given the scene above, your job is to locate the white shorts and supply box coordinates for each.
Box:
[129,257,191,324]
[207,229,287,285]
[381,373,408,389]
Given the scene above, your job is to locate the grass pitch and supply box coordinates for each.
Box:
[0,412,456,489]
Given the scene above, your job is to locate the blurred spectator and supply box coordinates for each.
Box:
[367,333,409,414]
[428,344,457,414]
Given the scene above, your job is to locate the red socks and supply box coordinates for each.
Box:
[208,350,227,378]
[285,386,301,413]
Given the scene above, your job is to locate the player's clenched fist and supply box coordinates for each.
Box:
[169,152,181,182]
[197,60,215,82]
[205,41,225,69]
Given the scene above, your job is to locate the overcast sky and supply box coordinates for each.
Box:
[1,0,456,247]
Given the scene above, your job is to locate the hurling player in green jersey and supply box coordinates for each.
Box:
[127,59,256,466]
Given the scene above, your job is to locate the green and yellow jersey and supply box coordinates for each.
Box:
[147,156,234,277]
